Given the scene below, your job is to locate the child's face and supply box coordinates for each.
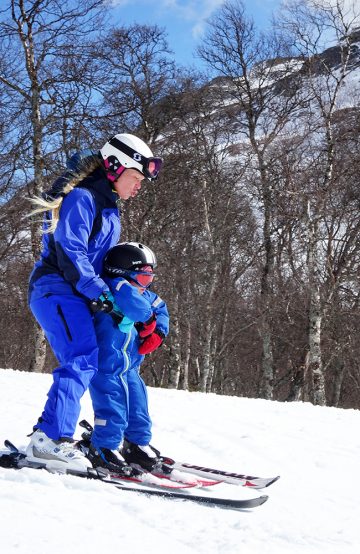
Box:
[131,281,146,294]
[128,265,154,293]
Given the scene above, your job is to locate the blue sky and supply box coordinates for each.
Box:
[111,0,282,68]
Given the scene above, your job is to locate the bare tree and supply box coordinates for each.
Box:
[92,24,179,144]
[277,0,360,404]
[197,0,305,398]
[0,0,107,372]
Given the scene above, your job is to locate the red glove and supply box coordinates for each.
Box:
[138,330,164,355]
[136,314,157,338]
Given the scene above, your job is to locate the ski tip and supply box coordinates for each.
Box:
[264,475,280,488]
[243,494,269,508]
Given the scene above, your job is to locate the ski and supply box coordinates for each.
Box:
[165,462,280,488]
[78,419,279,489]
[0,441,195,491]
[153,471,221,487]
[104,468,196,489]
[0,442,268,511]
[107,482,269,510]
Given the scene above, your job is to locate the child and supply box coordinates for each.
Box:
[86,242,169,476]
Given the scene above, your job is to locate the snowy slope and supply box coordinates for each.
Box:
[0,368,359,554]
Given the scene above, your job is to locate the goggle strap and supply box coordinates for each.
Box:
[108,136,146,168]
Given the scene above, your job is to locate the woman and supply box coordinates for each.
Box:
[26,134,163,472]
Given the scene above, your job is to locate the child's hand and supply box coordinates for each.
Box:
[138,330,164,354]
[136,314,156,337]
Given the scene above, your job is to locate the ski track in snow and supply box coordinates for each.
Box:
[0,368,359,554]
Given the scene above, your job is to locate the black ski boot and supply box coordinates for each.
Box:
[87,444,142,477]
[121,439,170,472]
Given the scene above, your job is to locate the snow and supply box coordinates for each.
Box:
[0,368,359,554]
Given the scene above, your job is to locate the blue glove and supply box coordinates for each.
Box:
[91,292,133,333]
[118,315,134,333]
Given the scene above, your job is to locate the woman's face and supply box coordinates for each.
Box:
[113,169,145,200]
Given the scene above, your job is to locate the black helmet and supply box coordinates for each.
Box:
[103,242,157,277]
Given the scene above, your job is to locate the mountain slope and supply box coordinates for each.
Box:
[0,368,359,553]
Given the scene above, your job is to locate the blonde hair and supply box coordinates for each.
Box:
[28,156,102,234]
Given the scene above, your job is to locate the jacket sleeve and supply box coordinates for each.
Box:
[145,290,169,336]
[53,188,109,300]
[111,278,153,323]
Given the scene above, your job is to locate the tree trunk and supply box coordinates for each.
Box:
[259,319,274,398]
[168,314,181,389]
[198,178,217,392]
[200,318,213,393]
[287,354,309,402]
[23,7,47,374]
[307,202,326,406]
[308,287,326,405]
[331,359,345,407]
[28,323,46,373]
[182,321,191,391]
[258,162,274,399]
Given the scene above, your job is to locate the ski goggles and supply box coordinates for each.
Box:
[128,265,155,289]
[143,157,163,180]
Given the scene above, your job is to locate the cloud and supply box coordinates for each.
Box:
[161,0,226,38]
[105,0,131,6]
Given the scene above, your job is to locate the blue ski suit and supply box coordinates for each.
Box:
[28,153,121,440]
[89,277,169,450]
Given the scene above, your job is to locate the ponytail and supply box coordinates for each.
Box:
[28,156,103,234]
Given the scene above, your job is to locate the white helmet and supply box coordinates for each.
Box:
[100,133,163,181]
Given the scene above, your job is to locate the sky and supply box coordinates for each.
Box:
[110,0,282,68]
[1,367,360,553]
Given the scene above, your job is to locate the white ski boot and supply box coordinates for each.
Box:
[26,429,92,473]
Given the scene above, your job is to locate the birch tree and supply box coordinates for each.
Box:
[198,0,304,398]
[278,0,360,404]
[94,24,178,144]
[0,0,106,372]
